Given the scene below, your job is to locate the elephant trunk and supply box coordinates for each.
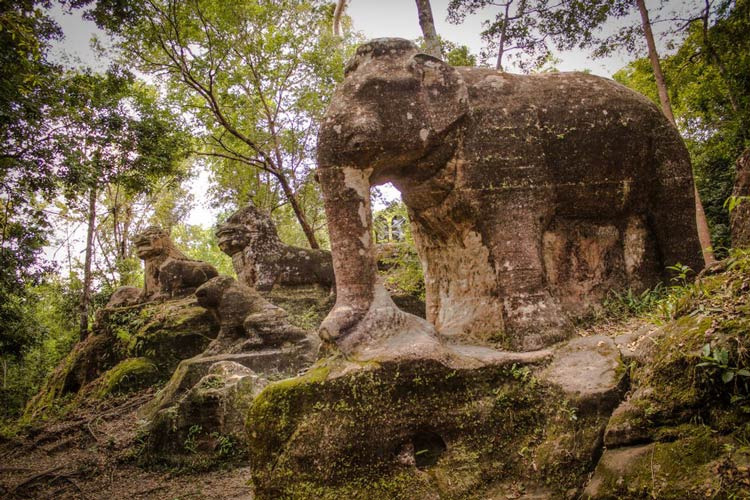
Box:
[317,165,378,341]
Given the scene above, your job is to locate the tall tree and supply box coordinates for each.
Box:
[614,0,750,254]
[333,0,348,37]
[634,0,713,264]
[53,68,190,338]
[417,36,479,66]
[0,0,63,363]
[76,0,352,249]
[415,0,442,58]
[446,0,611,71]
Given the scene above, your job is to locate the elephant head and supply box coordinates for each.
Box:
[315,38,467,355]
[318,38,469,179]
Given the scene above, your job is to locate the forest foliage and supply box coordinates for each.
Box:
[1,0,749,422]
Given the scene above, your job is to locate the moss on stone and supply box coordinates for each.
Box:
[590,430,746,498]
[95,358,159,397]
[22,297,218,422]
[261,285,333,330]
[246,357,595,499]
[590,251,750,497]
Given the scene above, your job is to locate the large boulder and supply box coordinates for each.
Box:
[246,335,626,499]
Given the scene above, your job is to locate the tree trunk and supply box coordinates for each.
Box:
[275,173,320,249]
[496,2,512,71]
[333,0,347,37]
[415,0,442,58]
[635,0,715,265]
[79,186,97,340]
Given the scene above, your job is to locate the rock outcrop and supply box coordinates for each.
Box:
[24,297,219,420]
[584,253,750,498]
[138,276,320,466]
[246,335,626,499]
[316,37,704,353]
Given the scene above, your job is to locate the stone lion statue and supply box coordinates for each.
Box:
[216,203,334,291]
[195,275,309,354]
[133,226,218,302]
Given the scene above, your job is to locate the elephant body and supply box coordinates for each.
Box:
[317,38,703,352]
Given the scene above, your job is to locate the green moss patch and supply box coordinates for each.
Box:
[246,357,603,499]
[23,297,218,421]
[589,429,750,498]
[95,358,159,397]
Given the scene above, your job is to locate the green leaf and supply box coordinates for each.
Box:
[702,343,711,357]
[735,369,750,377]
[722,371,735,383]
[717,349,729,366]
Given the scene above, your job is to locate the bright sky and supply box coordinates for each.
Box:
[347,0,634,75]
[47,0,679,231]
[50,1,637,76]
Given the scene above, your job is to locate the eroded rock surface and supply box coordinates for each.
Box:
[245,335,627,499]
[195,275,311,355]
[541,335,625,415]
[584,257,750,498]
[216,203,334,291]
[316,38,703,354]
[139,276,320,465]
[24,297,219,420]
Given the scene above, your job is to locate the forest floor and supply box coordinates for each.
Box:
[0,324,647,500]
[0,388,254,499]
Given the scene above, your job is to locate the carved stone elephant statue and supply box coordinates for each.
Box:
[316,38,703,353]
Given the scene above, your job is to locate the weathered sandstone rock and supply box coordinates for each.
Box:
[134,226,218,301]
[216,203,334,291]
[245,334,625,499]
[316,38,704,353]
[195,275,312,354]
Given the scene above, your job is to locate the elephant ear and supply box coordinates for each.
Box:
[409,53,469,136]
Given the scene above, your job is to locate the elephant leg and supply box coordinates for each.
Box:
[317,165,440,358]
[317,166,378,341]
[648,130,705,276]
[491,212,570,350]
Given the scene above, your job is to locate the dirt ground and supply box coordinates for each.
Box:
[0,389,254,499]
